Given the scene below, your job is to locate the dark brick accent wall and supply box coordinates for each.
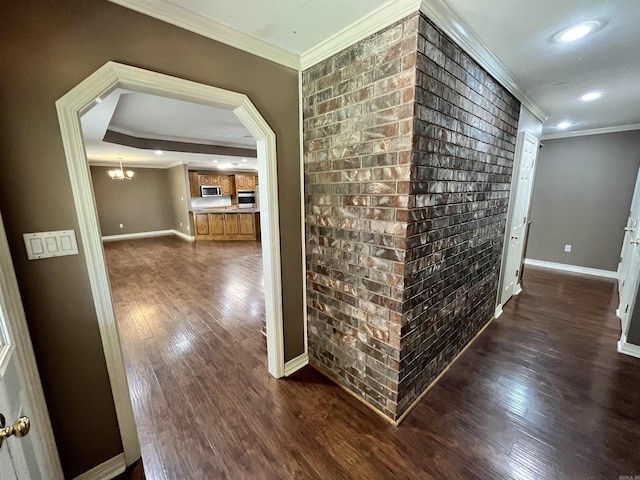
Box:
[398,15,520,415]
[303,15,419,419]
[303,12,520,421]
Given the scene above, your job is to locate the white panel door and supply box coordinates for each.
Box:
[502,132,539,304]
[618,170,640,333]
[617,168,640,315]
[0,211,63,479]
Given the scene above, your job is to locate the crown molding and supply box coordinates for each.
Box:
[107,0,300,69]
[299,0,421,70]
[419,0,548,123]
[541,123,640,140]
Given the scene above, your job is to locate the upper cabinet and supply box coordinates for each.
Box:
[189,171,200,198]
[221,176,234,196]
[199,174,220,186]
[235,174,257,191]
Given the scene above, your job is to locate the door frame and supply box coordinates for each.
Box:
[55,61,285,465]
[0,211,64,478]
[495,131,540,316]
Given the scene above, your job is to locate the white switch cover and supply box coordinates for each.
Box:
[564,244,572,252]
[23,230,79,260]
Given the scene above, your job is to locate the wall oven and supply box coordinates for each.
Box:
[201,185,222,197]
[237,190,256,208]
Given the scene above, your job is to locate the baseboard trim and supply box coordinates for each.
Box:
[172,229,195,242]
[283,352,309,376]
[101,230,174,242]
[618,335,640,359]
[73,453,126,480]
[514,283,522,295]
[524,258,618,279]
[494,304,503,319]
[395,316,495,425]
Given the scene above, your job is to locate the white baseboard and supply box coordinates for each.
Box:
[74,453,126,480]
[283,352,309,376]
[618,335,640,359]
[524,259,618,279]
[101,230,173,242]
[172,229,195,242]
[514,283,522,295]
[494,304,503,319]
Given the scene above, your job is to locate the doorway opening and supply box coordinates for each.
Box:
[56,62,285,467]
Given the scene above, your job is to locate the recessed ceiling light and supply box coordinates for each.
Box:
[155,150,163,155]
[556,21,599,42]
[580,91,602,102]
[95,97,102,104]
[213,160,219,163]
[242,159,247,163]
[557,121,572,129]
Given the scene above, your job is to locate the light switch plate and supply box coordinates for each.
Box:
[23,230,79,260]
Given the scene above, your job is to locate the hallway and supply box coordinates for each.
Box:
[106,237,640,479]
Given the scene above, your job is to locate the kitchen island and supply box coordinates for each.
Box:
[191,208,260,241]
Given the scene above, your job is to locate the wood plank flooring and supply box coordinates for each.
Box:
[105,237,640,479]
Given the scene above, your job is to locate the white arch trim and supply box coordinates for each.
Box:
[56,61,285,465]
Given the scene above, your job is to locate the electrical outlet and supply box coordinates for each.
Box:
[181,196,184,201]
[119,224,124,229]
[179,222,183,227]
[564,244,571,252]
[187,225,190,232]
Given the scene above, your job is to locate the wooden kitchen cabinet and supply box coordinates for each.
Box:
[192,212,259,241]
[199,174,220,186]
[238,213,255,235]
[235,174,257,191]
[189,171,200,198]
[194,213,210,236]
[220,175,234,196]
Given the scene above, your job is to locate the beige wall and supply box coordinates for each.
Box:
[0,1,302,477]
[527,130,640,271]
[167,164,191,236]
[91,166,174,236]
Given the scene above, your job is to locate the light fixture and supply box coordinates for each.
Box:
[108,160,134,180]
[242,159,247,163]
[213,160,219,163]
[557,121,572,129]
[580,91,602,102]
[556,21,599,42]
[95,97,102,104]
[155,150,163,155]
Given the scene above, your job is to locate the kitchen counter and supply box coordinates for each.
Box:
[190,207,260,214]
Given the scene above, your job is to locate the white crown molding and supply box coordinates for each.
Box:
[541,123,640,141]
[88,161,176,169]
[419,0,548,123]
[524,258,618,279]
[300,0,421,70]
[107,125,255,150]
[107,0,300,69]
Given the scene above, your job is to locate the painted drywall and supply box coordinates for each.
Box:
[0,1,302,477]
[167,164,191,236]
[91,166,174,236]
[527,130,640,271]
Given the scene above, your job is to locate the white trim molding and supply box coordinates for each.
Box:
[494,304,503,319]
[56,61,286,466]
[73,453,126,480]
[524,258,618,279]
[284,352,309,376]
[419,0,547,122]
[107,0,300,69]
[298,70,309,365]
[102,230,194,242]
[617,334,640,359]
[300,0,420,69]
[541,123,640,141]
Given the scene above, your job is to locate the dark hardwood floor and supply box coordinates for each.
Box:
[105,236,640,479]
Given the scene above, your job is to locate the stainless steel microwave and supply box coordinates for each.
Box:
[201,185,222,197]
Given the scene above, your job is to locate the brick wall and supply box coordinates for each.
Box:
[398,15,520,415]
[303,12,520,421]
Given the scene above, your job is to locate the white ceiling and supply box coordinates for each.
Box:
[112,0,640,137]
[81,89,258,171]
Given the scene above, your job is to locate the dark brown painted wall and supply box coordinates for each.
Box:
[0,1,302,477]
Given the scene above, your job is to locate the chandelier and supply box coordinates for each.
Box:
[108,161,134,180]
